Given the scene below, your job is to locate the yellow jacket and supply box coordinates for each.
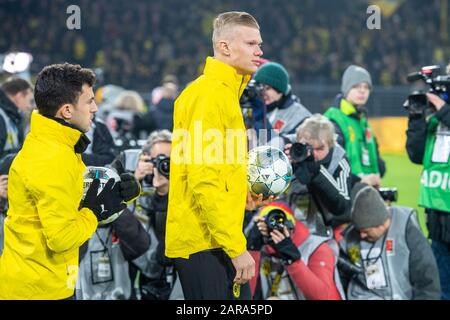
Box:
[166,57,251,259]
[0,112,98,299]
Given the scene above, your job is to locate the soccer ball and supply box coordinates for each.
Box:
[83,166,123,226]
[247,146,293,199]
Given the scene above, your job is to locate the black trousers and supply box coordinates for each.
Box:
[174,249,251,300]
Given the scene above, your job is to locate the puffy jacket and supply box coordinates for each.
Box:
[0,112,98,299]
[166,57,250,259]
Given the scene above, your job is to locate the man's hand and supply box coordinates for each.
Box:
[83,178,126,222]
[134,154,153,181]
[119,172,141,202]
[360,173,381,189]
[231,250,255,285]
[254,215,269,237]
[270,227,301,264]
[245,192,275,211]
[426,93,446,111]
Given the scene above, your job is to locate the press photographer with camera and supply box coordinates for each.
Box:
[405,65,450,300]
[128,130,184,300]
[324,65,386,188]
[285,114,352,233]
[247,202,342,300]
[251,61,311,146]
[340,183,440,300]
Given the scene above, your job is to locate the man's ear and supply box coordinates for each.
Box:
[218,40,231,56]
[56,104,73,120]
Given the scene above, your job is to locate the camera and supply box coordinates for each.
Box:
[145,154,170,179]
[405,65,450,112]
[290,142,314,163]
[265,209,294,233]
[378,187,398,202]
[240,79,264,109]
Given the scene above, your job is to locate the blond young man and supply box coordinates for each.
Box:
[166,11,266,299]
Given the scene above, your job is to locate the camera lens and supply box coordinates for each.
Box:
[158,158,170,178]
[266,209,287,232]
[290,143,313,163]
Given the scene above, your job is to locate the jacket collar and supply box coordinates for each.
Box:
[29,111,89,153]
[203,57,251,98]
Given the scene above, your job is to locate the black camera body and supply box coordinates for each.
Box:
[143,154,170,184]
[290,142,314,163]
[240,79,264,109]
[405,65,450,113]
[378,187,398,202]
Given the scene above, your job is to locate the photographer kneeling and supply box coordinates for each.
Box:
[285,114,353,236]
[340,183,440,300]
[247,202,342,300]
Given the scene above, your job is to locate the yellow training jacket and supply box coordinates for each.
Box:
[0,112,98,299]
[165,57,251,259]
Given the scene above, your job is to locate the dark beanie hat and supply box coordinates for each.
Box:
[350,183,390,230]
[253,62,289,95]
[341,65,372,98]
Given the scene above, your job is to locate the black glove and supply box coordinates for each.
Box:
[83,178,127,222]
[272,237,301,265]
[293,158,320,185]
[119,172,141,202]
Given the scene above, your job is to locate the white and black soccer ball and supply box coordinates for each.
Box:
[83,166,123,226]
[247,146,293,199]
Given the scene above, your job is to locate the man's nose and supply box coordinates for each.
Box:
[91,102,98,113]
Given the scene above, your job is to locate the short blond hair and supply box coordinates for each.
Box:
[296,114,336,148]
[212,11,259,50]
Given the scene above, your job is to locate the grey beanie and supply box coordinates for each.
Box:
[351,183,390,230]
[341,65,372,98]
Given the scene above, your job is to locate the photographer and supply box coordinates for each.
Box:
[247,202,342,300]
[129,130,182,300]
[324,65,386,187]
[252,62,311,145]
[285,114,352,234]
[405,91,450,300]
[340,183,440,300]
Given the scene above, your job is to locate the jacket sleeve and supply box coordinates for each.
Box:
[186,95,247,258]
[286,243,341,300]
[406,212,441,300]
[112,208,151,261]
[309,157,352,225]
[406,113,427,164]
[32,162,98,253]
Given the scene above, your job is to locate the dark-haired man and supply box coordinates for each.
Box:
[0,63,133,299]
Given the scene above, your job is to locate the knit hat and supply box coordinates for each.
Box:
[341,65,372,98]
[259,202,296,230]
[350,183,390,230]
[253,62,289,95]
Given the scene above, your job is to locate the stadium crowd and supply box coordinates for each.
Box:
[1,0,448,90]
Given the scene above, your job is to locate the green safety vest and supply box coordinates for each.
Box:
[324,100,380,176]
[419,116,450,212]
